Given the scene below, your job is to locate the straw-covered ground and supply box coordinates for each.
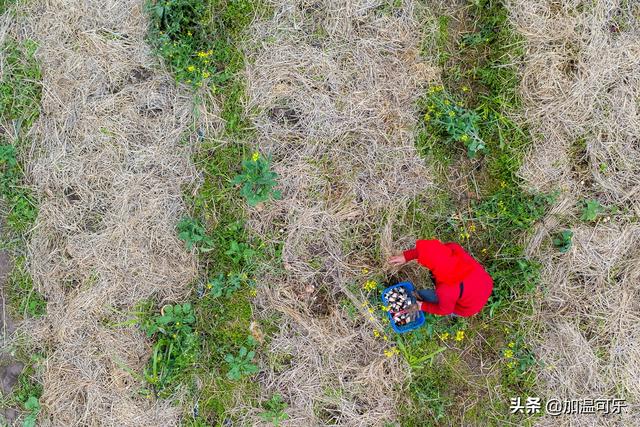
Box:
[238,1,436,425]
[3,0,199,424]
[512,0,640,425]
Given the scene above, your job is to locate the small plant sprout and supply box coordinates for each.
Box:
[259,394,289,426]
[232,152,281,206]
[553,230,573,253]
[177,216,214,252]
[580,199,603,222]
[225,346,259,380]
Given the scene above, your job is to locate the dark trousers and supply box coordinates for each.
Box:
[417,288,439,304]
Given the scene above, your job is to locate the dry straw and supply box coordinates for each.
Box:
[235,1,437,425]
[6,0,200,424]
[512,0,640,424]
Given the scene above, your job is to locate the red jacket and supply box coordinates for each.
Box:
[403,240,492,317]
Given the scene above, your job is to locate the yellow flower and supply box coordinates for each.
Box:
[443,99,451,106]
[424,113,431,121]
[207,283,212,289]
[457,102,464,107]
[187,65,196,72]
[435,85,444,92]
[461,85,470,92]
[481,248,488,254]
[252,152,260,162]
[176,322,181,326]
[469,223,476,232]
[507,361,515,369]
[197,51,210,58]
[373,329,380,338]
[459,232,470,240]
[384,347,400,358]
[202,71,211,79]
[382,335,388,341]
[362,268,369,274]
[187,31,192,36]
[508,342,515,348]
[362,280,377,292]
[367,307,374,314]
[455,330,465,341]
[441,332,450,341]
[381,305,389,312]
[504,349,514,358]
[448,110,455,117]
[460,134,469,142]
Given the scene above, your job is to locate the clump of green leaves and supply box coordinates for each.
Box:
[225,239,255,265]
[139,303,199,395]
[553,230,573,253]
[177,216,213,252]
[206,272,249,298]
[146,0,254,87]
[22,395,41,427]
[580,199,603,222]
[232,152,281,206]
[259,394,289,426]
[486,258,540,316]
[225,346,258,380]
[423,86,485,157]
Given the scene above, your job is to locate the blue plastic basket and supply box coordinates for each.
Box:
[381,281,425,334]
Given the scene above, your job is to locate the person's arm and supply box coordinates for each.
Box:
[419,285,457,315]
[403,248,418,262]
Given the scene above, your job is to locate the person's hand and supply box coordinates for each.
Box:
[406,303,421,314]
[388,254,407,266]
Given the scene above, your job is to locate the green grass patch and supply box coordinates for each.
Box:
[396,0,552,424]
[0,30,46,424]
[142,1,281,424]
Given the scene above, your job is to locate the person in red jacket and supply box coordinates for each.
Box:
[388,239,493,317]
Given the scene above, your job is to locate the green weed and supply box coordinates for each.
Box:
[580,199,603,222]
[225,240,256,265]
[146,0,255,88]
[232,152,281,206]
[422,86,485,157]
[259,394,289,426]
[138,303,200,396]
[553,230,573,253]
[177,216,214,252]
[205,272,249,298]
[225,345,258,380]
